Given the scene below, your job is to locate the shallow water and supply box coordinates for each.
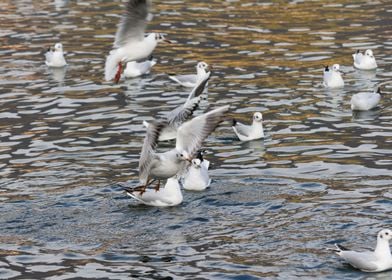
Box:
[0,0,392,279]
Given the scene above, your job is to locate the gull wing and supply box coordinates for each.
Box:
[166,75,210,126]
[187,73,210,101]
[114,0,151,48]
[176,105,229,156]
[138,121,166,184]
[340,251,379,272]
[169,74,198,86]
[233,121,251,137]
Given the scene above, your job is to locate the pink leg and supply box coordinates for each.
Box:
[114,62,123,83]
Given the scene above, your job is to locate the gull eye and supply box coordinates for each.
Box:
[386,232,389,236]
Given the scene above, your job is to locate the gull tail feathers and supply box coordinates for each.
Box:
[105,51,120,81]
[124,188,145,203]
[325,244,349,254]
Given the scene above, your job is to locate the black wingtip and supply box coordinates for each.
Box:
[376,87,382,95]
[324,65,329,72]
[147,55,154,61]
[336,244,349,251]
[356,49,360,54]
[232,118,237,126]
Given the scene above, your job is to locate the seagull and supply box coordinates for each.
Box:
[353,49,378,70]
[124,55,157,78]
[183,150,211,191]
[169,61,210,87]
[135,105,229,193]
[351,87,382,111]
[329,229,392,272]
[124,177,183,207]
[232,112,264,141]
[143,72,210,141]
[104,0,171,83]
[323,64,344,88]
[45,43,67,67]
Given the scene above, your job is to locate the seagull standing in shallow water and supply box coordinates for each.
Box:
[353,49,377,70]
[127,105,229,194]
[105,0,171,83]
[329,229,392,272]
[169,62,210,87]
[323,64,344,88]
[232,112,264,141]
[45,43,67,67]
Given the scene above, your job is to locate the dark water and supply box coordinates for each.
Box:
[0,0,391,279]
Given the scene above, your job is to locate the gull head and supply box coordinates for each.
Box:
[378,229,392,241]
[154,33,172,44]
[197,61,209,71]
[54,43,63,52]
[365,49,374,58]
[176,151,192,162]
[253,112,263,122]
[191,158,202,168]
[332,64,341,72]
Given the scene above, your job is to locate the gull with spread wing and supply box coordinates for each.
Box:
[126,105,229,194]
[232,112,264,141]
[143,72,211,141]
[105,0,171,83]
[169,61,210,87]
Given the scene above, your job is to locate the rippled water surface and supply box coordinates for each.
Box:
[1,0,392,279]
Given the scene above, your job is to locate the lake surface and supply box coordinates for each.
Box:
[0,0,391,279]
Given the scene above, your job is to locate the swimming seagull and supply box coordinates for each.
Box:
[323,64,344,88]
[143,73,211,141]
[351,87,382,111]
[183,150,211,191]
[329,229,392,272]
[133,105,230,194]
[45,43,67,67]
[353,49,377,70]
[104,0,171,83]
[232,112,264,141]
[124,55,157,78]
[125,177,183,207]
[169,61,210,87]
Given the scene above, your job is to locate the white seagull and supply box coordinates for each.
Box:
[105,0,171,83]
[143,73,210,141]
[232,112,264,141]
[351,87,382,111]
[353,49,378,70]
[131,105,229,194]
[124,55,157,78]
[45,43,67,67]
[183,150,211,191]
[169,61,210,87]
[330,229,392,272]
[125,177,182,207]
[323,64,344,88]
